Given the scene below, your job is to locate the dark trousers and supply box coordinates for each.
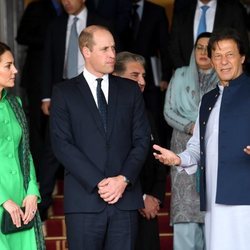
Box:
[65,206,138,250]
[38,122,62,221]
[136,215,161,250]
[26,88,47,174]
[143,87,172,149]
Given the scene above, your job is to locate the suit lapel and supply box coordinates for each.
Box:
[107,75,118,139]
[213,1,223,30]
[57,15,68,66]
[76,75,107,138]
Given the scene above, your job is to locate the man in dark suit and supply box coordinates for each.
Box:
[113,51,167,250]
[124,0,172,148]
[85,0,131,50]
[41,0,111,113]
[170,0,249,69]
[38,0,111,222]
[16,0,63,176]
[50,25,150,250]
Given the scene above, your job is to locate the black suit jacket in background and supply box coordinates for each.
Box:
[140,111,167,204]
[41,11,112,100]
[86,0,131,50]
[123,0,172,88]
[16,0,61,91]
[170,0,250,69]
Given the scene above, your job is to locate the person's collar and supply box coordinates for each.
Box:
[0,88,7,101]
[133,0,144,8]
[218,73,246,88]
[69,7,87,21]
[198,68,213,74]
[133,0,144,19]
[198,0,216,8]
[83,67,109,84]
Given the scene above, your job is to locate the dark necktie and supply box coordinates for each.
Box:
[96,78,108,132]
[197,5,209,37]
[131,4,140,39]
[65,16,78,79]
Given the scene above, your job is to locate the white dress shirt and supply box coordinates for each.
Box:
[193,0,217,42]
[83,68,109,107]
[133,0,144,20]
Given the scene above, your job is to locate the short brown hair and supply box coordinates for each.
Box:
[79,25,110,51]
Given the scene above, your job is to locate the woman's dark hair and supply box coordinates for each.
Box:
[0,42,11,57]
[195,32,212,47]
[207,28,245,58]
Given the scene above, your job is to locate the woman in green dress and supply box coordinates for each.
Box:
[0,42,45,249]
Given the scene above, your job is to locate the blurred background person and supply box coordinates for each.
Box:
[16,0,64,176]
[38,0,111,224]
[164,32,219,250]
[0,41,44,250]
[113,51,167,250]
[85,0,131,50]
[123,0,173,148]
[170,0,249,70]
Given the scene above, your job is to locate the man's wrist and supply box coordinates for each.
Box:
[122,176,130,186]
[173,156,181,166]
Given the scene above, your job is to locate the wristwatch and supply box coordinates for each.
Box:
[123,176,130,185]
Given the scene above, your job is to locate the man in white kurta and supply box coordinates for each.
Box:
[176,85,250,250]
[153,28,250,250]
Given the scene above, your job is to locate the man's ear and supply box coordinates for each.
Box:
[241,55,246,65]
[82,46,90,58]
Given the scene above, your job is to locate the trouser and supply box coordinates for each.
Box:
[173,223,205,250]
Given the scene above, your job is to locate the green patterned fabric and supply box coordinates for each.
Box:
[6,92,45,250]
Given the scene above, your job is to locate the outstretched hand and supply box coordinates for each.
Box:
[153,144,181,166]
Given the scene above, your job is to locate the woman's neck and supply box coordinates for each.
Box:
[199,68,212,74]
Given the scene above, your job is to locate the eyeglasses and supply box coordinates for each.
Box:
[195,44,208,53]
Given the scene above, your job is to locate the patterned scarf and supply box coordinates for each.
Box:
[6,93,45,250]
[167,50,219,122]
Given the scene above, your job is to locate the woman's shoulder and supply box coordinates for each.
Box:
[170,66,190,87]
[174,66,190,77]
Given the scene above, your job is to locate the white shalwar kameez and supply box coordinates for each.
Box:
[179,85,250,250]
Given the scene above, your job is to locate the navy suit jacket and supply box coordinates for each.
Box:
[170,0,249,68]
[140,111,167,204]
[199,74,250,211]
[41,11,111,99]
[50,74,151,213]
